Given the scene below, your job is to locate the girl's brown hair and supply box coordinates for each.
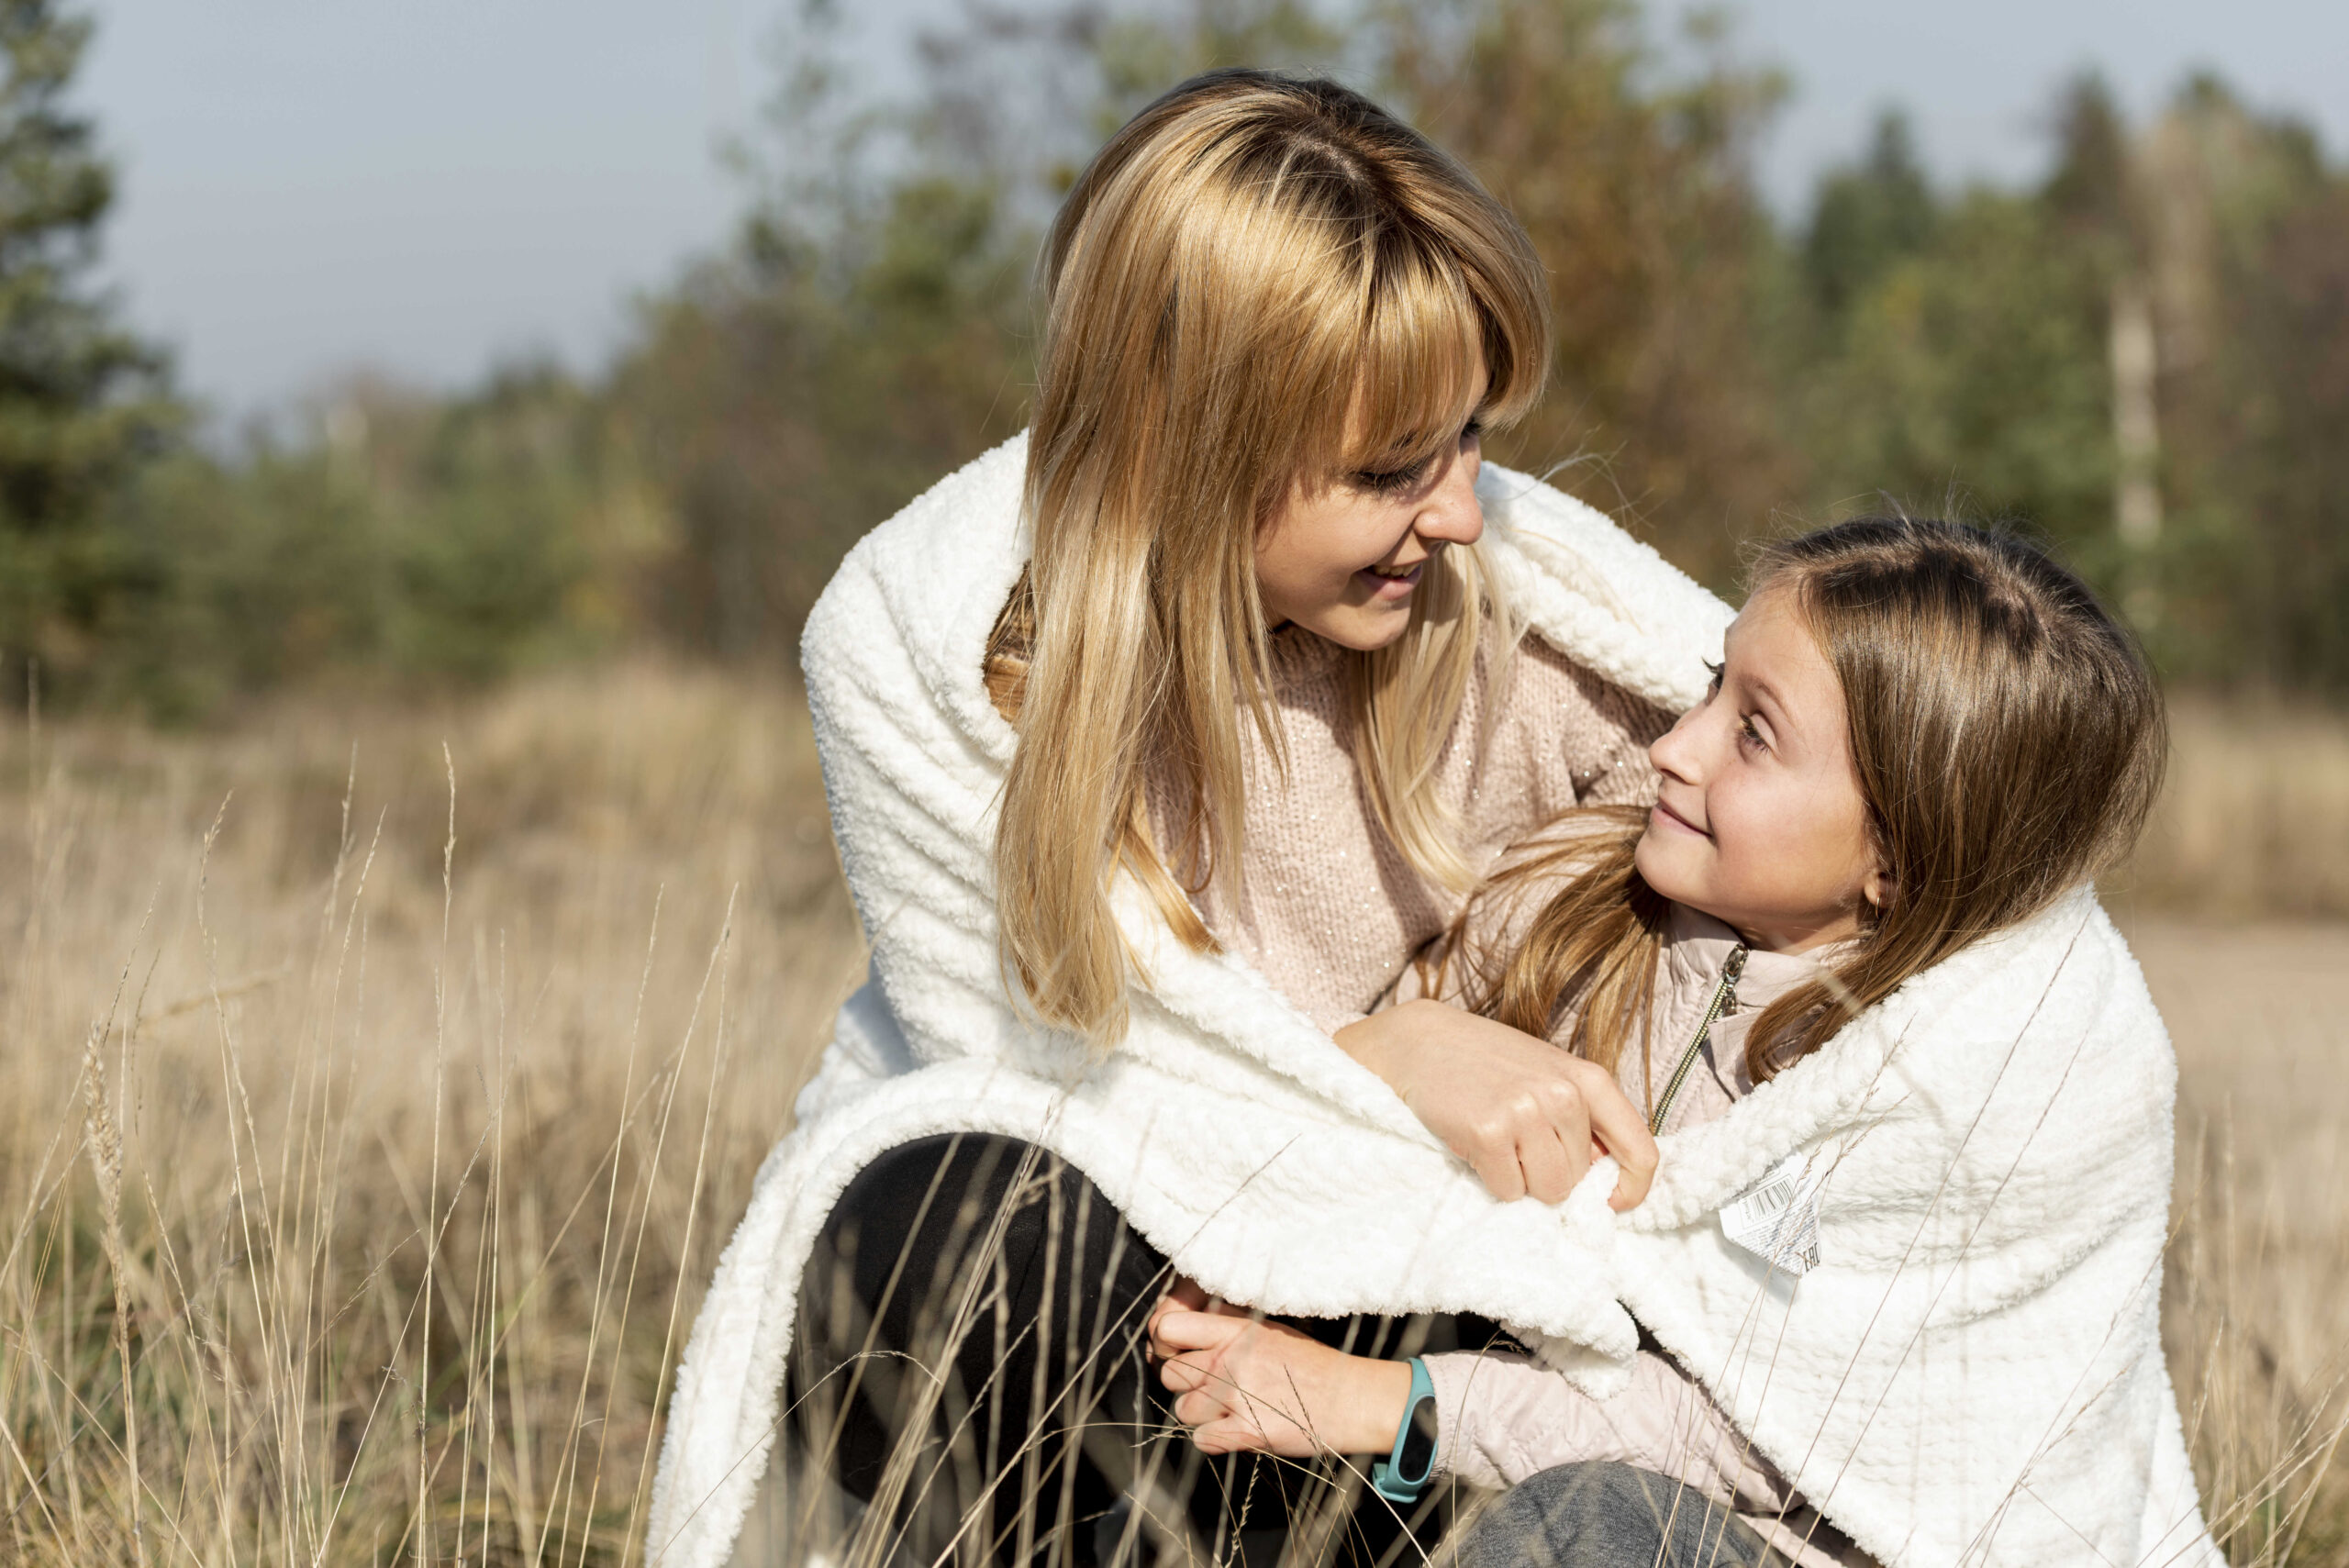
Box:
[988,68,1551,1047]
[1452,517,2168,1085]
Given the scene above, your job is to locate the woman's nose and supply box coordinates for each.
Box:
[1413,450,1484,548]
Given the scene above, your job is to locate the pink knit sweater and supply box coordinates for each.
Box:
[1176,625,1668,1033]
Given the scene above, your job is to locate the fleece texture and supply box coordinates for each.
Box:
[645,433,2218,1568]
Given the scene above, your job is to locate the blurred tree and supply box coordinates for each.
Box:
[0,0,178,689]
[1383,0,1796,585]
[102,368,643,713]
[1792,183,2111,544]
[1802,111,1937,317]
[603,0,1038,659]
[2132,78,2349,690]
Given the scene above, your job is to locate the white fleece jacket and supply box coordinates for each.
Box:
[645,433,2220,1568]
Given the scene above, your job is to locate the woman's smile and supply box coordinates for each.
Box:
[1356,561,1426,599]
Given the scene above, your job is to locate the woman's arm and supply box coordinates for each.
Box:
[1334,1000,1658,1209]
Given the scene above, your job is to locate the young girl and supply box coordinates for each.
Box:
[1153,517,2179,1566]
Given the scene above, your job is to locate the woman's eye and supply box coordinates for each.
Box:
[1701,659,1724,695]
[1353,458,1431,495]
[1460,416,1485,446]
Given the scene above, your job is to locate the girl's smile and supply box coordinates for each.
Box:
[1648,796,1709,838]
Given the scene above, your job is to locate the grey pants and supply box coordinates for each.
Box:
[1461,1463,1797,1568]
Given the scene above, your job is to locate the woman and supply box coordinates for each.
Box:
[650,69,1736,1567]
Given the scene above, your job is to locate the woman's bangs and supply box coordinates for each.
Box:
[1341,258,1488,475]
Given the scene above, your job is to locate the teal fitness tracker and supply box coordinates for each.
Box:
[1371,1356,1439,1505]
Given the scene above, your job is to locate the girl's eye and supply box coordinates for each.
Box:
[1701,659,1724,695]
[1738,714,1766,751]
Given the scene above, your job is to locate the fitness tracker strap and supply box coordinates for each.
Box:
[1371,1357,1439,1505]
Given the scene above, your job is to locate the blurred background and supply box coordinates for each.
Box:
[2,3,2345,1563]
[14,0,2349,713]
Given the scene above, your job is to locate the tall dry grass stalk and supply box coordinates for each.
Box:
[0,663,2343,1564]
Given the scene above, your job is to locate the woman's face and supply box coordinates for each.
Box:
[1633,585,1888,954]
[1253,375,1488,652]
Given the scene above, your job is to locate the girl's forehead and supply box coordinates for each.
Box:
[1727,589,1842,722]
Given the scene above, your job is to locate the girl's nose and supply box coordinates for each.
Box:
[1649,708,1701,783]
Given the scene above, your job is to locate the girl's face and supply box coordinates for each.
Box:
[1634,585,1888,954]
[1253,375,1488,651]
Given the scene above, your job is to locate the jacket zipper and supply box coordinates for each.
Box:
[1649,944,1749,1136]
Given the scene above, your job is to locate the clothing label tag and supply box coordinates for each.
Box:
[1719,1146,1827,1276]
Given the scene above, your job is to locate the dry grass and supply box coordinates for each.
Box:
[2131,696,2349,918]
[0,663,2344,1564]
[0,662,865,1564]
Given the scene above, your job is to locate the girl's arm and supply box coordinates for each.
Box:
[1334,1000,1658,1210]
[1153,1302,1801,1518]
[1150,1304,1410,1457]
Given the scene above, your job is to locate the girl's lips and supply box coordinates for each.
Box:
[1356,562,1424,601]
[1651,799,1709,838]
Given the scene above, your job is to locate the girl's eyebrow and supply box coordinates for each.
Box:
[1741,671,1797,742]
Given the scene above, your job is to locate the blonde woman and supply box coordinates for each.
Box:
[651,69,1738,1568]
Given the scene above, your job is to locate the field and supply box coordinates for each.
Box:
[0,666,2344,1565]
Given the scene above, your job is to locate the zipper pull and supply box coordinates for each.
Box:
[1720,944,1749,1015]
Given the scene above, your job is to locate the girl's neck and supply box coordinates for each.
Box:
[1702,906,1864,957]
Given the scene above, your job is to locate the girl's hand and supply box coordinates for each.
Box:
[1147,1302,1411,1457]
[1334,999,1658,1208]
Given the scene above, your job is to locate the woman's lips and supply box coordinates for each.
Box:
[1651,799,1709,838]
[1356,562,1424,600]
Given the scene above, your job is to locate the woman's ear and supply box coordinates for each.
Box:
[1861,864,1894,913]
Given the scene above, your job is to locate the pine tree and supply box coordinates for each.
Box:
[0,0,177,675]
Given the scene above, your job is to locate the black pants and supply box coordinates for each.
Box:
[786,1134,1496,1567]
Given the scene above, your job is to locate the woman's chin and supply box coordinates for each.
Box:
[1287,603,1412,652]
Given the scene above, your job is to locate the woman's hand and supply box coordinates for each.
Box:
[1335,998,1658,1209]
[1148,1300,1410,1457]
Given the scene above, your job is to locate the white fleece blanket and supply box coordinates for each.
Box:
[648,434,2219,1568]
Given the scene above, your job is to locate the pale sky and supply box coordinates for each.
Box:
[79,0,2349,421]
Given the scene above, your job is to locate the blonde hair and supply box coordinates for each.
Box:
[988,68,1551,1047]
[1444,518,2167,1085]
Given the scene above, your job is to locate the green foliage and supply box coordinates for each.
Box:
[1801,113,1937,316]
[0,0,178,693]
[1794,188,2113,544]
[98,369,642,715]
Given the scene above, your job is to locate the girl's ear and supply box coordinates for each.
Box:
[1861,865,1894,913]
